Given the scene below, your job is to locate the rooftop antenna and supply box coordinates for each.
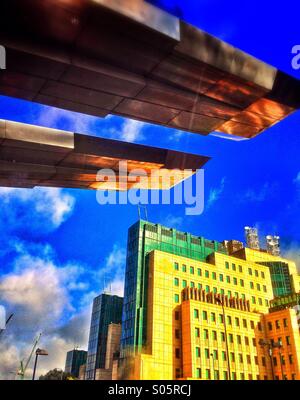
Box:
[138,205,148,221]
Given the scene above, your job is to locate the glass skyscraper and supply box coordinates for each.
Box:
[65,349,87,378]
[85,293,123,380]
[121,219,227,355]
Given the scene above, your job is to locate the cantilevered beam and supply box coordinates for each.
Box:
[0,120,209,190]
[0,0,299,138]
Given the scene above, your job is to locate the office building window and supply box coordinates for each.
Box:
[174,262,179,271]
[286,336,291,345]
[175,348,180,359]
[237,335,241,345]
[248,268,252,275]
[232,263,236,271]
[245,336,249,346]
[225,261,229,269]
[190,266,194,274]
[212,272,217,280]
[258,322,262,331]
[235,317,240,327]
[182,265,187,272]
[202,311,207,320]
[195,328,200,338]
[283,318,288,328]
[191,281,195,288]
[196,347,201,358]
[233,277,237,285]
[257,283,261,291]
[222,351,227,361]
[240,279,244,287]
[273,357,277,366]
[206,369,211,380]
[205,349,209,359]
[182,280,187,288]
[205,270,209,278]
[243,319,247,328]
[219,274,224,282]
[174,277,179,286]
[205,285,210,293]
[268,322,272,331]
[175,329,180,339]
[275,320,280,329]
[197,268,202,276]
[174,294,179,303]
[196,368,201,379]
[247,355,251,364]
[194,309,199,319]
[239,354,243,363]
[250,282,254,289]
[175,311,180,321]
[198,283,202,290]
[204,329,209,340]
[211,313,216,322]
[212,331,217,341]
[239,265,243,273]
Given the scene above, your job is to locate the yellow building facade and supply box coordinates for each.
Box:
[125,247,300,380]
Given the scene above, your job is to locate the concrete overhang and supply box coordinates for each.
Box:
[0,120,209,190]
[0,0,299,139]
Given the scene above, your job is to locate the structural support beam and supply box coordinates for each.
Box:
[0,120,209,190]
[0,0,299,138]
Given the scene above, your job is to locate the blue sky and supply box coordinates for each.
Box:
[0,0,300,377]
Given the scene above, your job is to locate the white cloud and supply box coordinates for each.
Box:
[0,187,75,231]
[239,182,277,203]
[0,245,92,379]
[207,177,226,208]
[107,118,145,142]
[95,245,126,297]
[37,107,97,134]
[106,245,126,270]
[104,279,124,297]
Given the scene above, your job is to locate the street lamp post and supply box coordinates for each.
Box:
[32,348,48,380]
[215,298,231,380]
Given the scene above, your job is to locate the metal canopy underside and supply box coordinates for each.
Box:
[0,120,209,190]
[0,0,299,139]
